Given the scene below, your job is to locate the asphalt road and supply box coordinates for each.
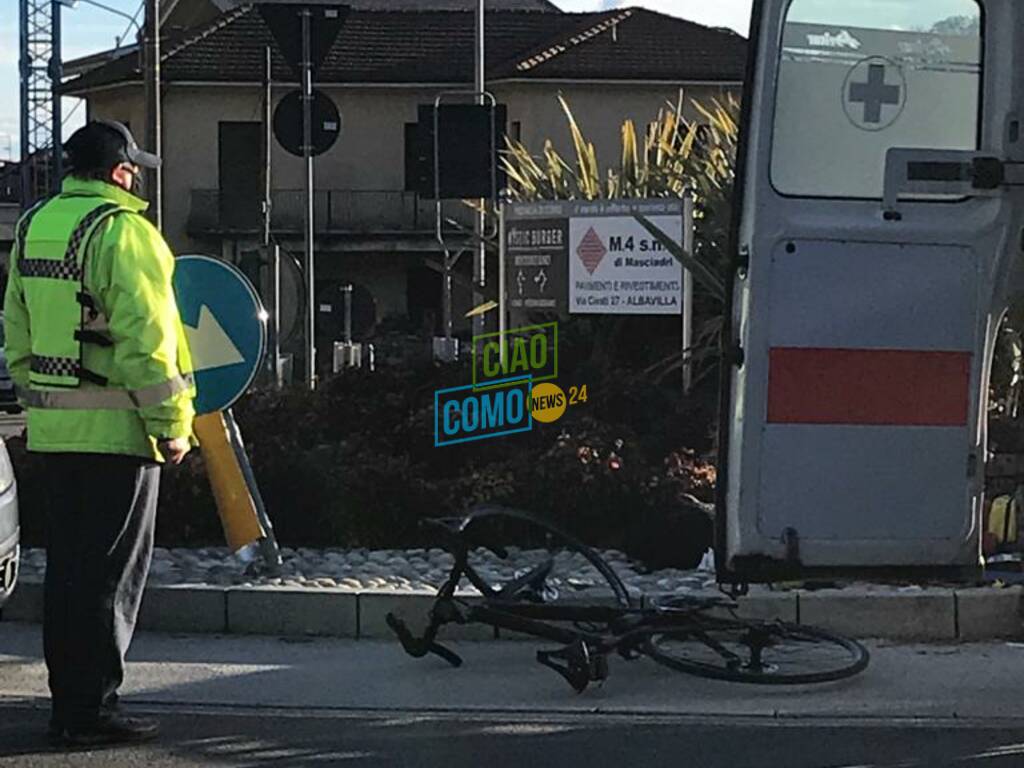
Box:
[3,704,1024,767]
[6,621,1024,766]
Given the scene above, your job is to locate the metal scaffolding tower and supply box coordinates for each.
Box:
[19,0,62,207]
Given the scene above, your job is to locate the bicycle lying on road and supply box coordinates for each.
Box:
[387,505,870,692]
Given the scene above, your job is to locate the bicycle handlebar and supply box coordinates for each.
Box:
[386,612,463,668]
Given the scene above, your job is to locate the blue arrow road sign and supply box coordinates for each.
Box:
[173,255,267,415]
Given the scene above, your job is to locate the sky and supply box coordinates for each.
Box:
[0,0,144,162]
[0,0,750,162]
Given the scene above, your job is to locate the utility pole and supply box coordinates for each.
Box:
[144,0,161,228]
[473,0,486,339]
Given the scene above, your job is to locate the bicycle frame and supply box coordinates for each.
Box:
[388,506,870,691]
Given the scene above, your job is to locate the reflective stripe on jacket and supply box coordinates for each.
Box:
[4,177,196,461]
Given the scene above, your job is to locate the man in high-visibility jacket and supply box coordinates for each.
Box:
[4,120,195,746]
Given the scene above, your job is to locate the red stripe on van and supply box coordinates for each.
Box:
[767,348,971,426]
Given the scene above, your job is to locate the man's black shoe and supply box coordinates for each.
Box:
[64,714,159,747]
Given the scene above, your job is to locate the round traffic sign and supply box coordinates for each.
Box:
[173,255,267,415]
[273,89,342,157]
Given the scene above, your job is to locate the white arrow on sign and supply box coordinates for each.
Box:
[184,304,245,372]
[534,268,548,293]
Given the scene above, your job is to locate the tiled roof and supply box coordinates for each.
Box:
[60,4,747,93]
[161,0,560,34]
[512,9,748,81]
[236,0,562,9]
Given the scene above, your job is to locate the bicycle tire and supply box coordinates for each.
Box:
[460,505,633,608]
[643,619,869,685]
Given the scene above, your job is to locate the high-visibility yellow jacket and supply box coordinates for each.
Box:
[4,177,196,462]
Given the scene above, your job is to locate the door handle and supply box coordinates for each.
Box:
[905,157,1004,189]
[882,148,1018,213]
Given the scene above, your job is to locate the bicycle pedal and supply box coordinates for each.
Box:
[536,641,607,693]
[536,648,588,692]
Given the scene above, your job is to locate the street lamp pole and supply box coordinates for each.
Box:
[59,0,141,31]
[50,0,63,193]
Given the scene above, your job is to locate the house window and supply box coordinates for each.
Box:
[771,0,982,199]
[404,122,423,193]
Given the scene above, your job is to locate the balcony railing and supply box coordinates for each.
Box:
[188,189,477,235]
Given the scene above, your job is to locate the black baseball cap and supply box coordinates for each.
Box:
[64,120,161,172]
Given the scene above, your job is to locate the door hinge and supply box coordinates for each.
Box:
[736,244,750,272]
[728,343,744,368]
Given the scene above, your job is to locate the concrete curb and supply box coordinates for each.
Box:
[3,580,1022,642]
[227,586,359,637]
[798,587,957,641]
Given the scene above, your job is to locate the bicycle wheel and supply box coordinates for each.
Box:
[643,619,869,685]
[455,505,634,609]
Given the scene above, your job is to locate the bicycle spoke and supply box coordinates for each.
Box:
[644,621,869,684]
[688,626,744,669]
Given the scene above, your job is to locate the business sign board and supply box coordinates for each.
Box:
[568,200,685,315]
[505,212,568,314]
[504,199,689,317]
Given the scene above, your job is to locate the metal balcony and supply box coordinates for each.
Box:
[187,189,477,236]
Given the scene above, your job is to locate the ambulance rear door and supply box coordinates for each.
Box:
[719,0,1024,580]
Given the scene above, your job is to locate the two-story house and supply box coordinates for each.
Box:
[59,0,746,354]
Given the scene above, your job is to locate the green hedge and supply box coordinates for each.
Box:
[12,350,718,569]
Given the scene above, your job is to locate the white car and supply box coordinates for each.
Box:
[0,313,20,413]
[0,439,18,607]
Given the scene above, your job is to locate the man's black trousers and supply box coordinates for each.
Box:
[43,453,160,729]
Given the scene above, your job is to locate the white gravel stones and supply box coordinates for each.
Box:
[13,544,718,597]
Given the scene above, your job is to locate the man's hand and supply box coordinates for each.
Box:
[158,437,191,465]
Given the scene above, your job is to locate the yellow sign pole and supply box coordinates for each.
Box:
[194,411,265,552]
